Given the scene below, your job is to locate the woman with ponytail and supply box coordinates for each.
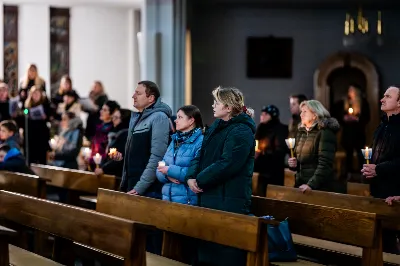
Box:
[185,86,256,266]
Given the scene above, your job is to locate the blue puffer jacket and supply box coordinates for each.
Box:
[156,128,203,205]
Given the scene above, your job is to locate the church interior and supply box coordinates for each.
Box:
[0,0,400,265]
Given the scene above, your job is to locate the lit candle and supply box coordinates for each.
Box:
[158,161,166,167]
[255,140,259,152]
[108,148,117,157]
[348,107,354,114]
[83,148,92,159]
[285,138,296,158]
[93,153,102,168]
[361,146,373,164]
[49,138,57,150]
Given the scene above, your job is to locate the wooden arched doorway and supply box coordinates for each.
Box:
[313,52,379,145]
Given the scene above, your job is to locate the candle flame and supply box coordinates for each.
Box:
[348,107,354,114]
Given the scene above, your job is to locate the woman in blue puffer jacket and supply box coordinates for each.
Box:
[156,105,203,205]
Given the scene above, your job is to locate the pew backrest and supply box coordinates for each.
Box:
[0,171,45,197]
[96,188,265,252]
[30,164,116,193]
[0,190,150,261]
[266,185,400,231]
[251,196,378,248]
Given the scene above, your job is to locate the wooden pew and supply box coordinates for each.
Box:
[0,171,47,198]
[251,196,381,266]
[0,225,16,266]
[266,185,400,263]
[347,182,371,197]
[0,189,181,266]
[30,164,117,205]
[0,171,49,253]
[96,188,271,266]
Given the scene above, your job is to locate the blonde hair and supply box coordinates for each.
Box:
[21,64,45,89]
[212,86,254,118]
[300,100,330,120]
[25,86,46,108]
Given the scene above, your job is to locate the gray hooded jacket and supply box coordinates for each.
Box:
[121,98,172,195]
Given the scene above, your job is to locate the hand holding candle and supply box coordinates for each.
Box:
[361,146,372,164]
[93,153,102,168]
[285,138,296,158]
[158,161,166,167]
[49,138,57,151]
[108,148,117,157]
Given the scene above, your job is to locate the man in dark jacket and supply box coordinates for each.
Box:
[0,144,34,174]
[362,86,400,254]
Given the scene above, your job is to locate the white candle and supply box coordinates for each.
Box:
[49,138,57,150]
[365,146,369,158]
[158,161,166,167]
[93,153,102,165]
[255,140,259,151]
[83,148,92,159]
[348,107,354,114]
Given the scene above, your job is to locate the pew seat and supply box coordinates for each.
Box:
[9,245,187,266]
[9,245,62,266]
[293,235,400,265]
[271,260,322,266]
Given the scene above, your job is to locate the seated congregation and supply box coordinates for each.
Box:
[0,78,400,266]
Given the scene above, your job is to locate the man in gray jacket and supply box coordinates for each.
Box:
[113,80,172,198]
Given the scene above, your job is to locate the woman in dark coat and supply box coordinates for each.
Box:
[254,105,288,195]
[185,86,256,266]
[94,108,130,178]
[288,100,340,192]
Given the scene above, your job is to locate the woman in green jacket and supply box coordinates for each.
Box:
[288,100,340,192]
[185,86,256,266]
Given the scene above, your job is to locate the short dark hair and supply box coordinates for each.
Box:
[290,94,308,105]
[104,100,121,114]
[177,105,204,129]
[138,81,160,100]
[0,120,18,134]
[0,144,11,153]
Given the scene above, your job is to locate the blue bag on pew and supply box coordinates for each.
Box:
[261,215,297,262]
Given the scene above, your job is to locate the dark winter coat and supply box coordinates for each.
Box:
[0,148,34,175]
[254,119,288,186]
[370,114,400,199]
[185,112,256,214]
[291,117,340,191]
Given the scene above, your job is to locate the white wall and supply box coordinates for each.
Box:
[18,4,50,91]
[70,6,135,108]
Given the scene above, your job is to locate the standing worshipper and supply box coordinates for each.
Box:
[110,81,172,255]
[362,86,400,254]
[156,105,204,205]
[288,100,339,192]
[185,86,255,266]
[254,105,288,195]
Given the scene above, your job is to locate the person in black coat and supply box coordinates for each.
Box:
[254,105,288,195]
[185,86,256,266]
[334,84,370,176]
[362,86,400,254]
[94,108,130,179]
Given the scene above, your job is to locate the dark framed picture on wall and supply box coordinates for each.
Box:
[246,36,293,78]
